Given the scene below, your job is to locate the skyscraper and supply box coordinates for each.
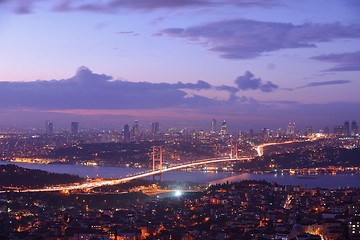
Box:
[351,121,358,136]
[123,124,130,141]
[71,122,79,134]
[344,121,350,136]
[211,119,217,134]
[132,120,139,138]
[220,120,227,135]
[151,122,159,135]
[45,121,53,135]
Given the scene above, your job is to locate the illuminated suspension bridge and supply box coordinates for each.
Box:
[0,140,304,193]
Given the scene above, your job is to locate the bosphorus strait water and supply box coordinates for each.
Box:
[1,162,360,189]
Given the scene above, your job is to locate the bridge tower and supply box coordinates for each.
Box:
[229,140,239,159]
[152,146,163,181]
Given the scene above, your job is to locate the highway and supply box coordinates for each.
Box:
[255,136,321,156]
[255,141,296,156]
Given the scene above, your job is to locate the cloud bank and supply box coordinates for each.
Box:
[0,67,218,110]
[0,67,280,111]
[159,19,360,59]
[298,80,351,89]
[0,0,277,14]
[235,71,278,92]
[311,50,360,71]
[0,67,358,129]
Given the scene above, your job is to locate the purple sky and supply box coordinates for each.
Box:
[0,0,359,131]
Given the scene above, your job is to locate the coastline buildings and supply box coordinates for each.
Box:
[334,121,359,136]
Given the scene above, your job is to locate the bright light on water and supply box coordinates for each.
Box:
[175,190,182,197]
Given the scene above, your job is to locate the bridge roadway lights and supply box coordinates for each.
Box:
[13,157,251,193]
[13,140,313,193]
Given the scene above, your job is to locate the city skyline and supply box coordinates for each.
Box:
[0,0,359,129]
[7,118,359,137]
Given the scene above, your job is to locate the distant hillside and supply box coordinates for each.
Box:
[0,164,83,189]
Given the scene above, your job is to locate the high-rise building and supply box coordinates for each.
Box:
[151,122,159,135]
[211,119,217,134]
[71,122,79,134]
[132,120,139,138]
[344,121,350,136]
[351,121,358,136]
[45,121,53,135]
[287,122,296,136]
[123,124,130,141]
[220,120,227,135]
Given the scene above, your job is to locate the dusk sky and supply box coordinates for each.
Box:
[0,0,359,131]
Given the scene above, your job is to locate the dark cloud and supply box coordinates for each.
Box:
[0,67,281,111]
[0,0,40,14]
[344,0,360,8]
[235,71,261,90]
[14,3,32,14]
[298,80,351,89]
[159,19,360,59]
[107,0,210,10]
[226,0,279,7]
[175,80,211,90]
[260,81,278,92]
[1,0,279,14]
[311,50,360,71]
[56,0,278,13]
[215,85,238,93]
[106,0,278,10]
[235,71,278,92]
[115,31,139,36]
[0,67,228,110]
